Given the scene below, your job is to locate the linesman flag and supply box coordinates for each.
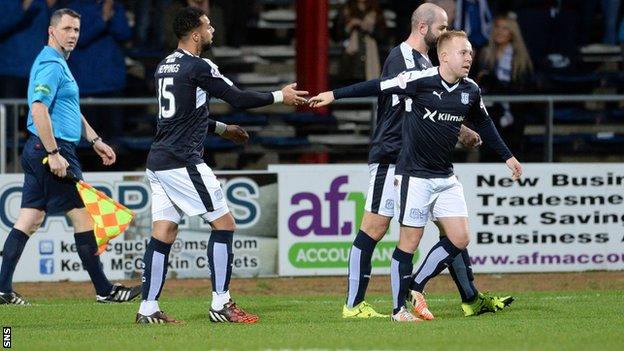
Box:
[43,158,135,255]
[77,180,135,255]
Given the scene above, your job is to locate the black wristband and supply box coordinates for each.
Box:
[90,136,102,145]
[46,148,59,155]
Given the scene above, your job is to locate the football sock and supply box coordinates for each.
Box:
[208,230,233,309]
[346,230,377,308]
[0,228,29,293]
[391,247,413,315]
[211,291,231,310]
[138,300,161,316]
[141,237,172,301]
[447,248,478,302]
[75,231,113,296]
[411,237,462,292]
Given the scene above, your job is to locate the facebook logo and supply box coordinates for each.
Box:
[39,258,54,275]
[39,240,54,255]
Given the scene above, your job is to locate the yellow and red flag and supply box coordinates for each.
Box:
[75,180,135,255]
[42,157,135,255]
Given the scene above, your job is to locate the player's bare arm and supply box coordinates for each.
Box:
[31,101,68,177]
[81,115,116,166]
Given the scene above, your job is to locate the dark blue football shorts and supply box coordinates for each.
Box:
[20,135,84,214]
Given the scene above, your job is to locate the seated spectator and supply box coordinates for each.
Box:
[477,14,533,161]
[66,0,131,151]
[332,0,388,85]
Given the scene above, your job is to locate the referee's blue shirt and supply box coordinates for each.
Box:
[26,46,82,144]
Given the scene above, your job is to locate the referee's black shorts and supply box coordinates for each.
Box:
[20,135,84,214]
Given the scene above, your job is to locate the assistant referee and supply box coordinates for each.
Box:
[0,8,139,305]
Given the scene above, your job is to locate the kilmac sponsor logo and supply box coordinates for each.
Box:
[423,108,465,123]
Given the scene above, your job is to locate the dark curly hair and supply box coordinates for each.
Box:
[173,7,206,39]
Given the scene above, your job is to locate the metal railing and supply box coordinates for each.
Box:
[1,95,623,173]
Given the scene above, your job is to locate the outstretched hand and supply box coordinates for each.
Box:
[281,83,309,106]
[308,91,335,108]
[222,124,249,144]
[506,156,523,181]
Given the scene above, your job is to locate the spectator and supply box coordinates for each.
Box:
[477,14,533,161]
[133,0,171,52]
[514,1,582,74]
[332,0,388,85]
[454,0,492,50]
[66,0,131,150]
[0,0,57,136]
[214,0,253,47]
[580,0,621,47]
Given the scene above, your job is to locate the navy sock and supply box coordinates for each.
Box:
[346,230,378,308]
[0,229,29,293]
[74,231,113,296]
[141,237,172,301]
[207,230,233,293]
[391,247,413,315]
[447,248,478,302]
[411,237,462,292]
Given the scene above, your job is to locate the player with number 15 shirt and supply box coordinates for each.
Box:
[136,7,307,324]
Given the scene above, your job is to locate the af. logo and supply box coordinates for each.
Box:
[461,92,469,105]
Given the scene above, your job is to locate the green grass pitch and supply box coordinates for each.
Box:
[2,290,622,350]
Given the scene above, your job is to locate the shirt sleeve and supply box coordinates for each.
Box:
[192,59,275,109]
[468,90,513,160]
[31,62,63,108]
[333,69,424,99]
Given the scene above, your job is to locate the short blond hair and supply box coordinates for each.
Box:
[436,30,467,56]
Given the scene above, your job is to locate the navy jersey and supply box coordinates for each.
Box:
[370,42,433,164]
[334,67,513,178]
[147,49,275,171]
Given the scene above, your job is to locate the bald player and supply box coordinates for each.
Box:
[342,3,513,320]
